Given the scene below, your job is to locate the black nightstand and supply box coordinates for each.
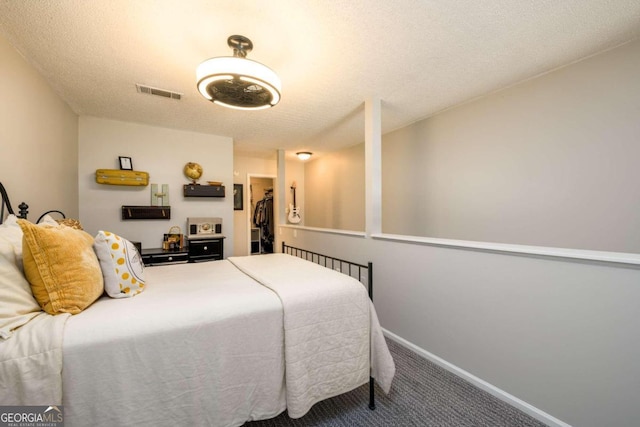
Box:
[187,237,225,262]
[141,248,189,266]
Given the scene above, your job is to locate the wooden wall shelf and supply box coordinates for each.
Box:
[183,184,225,197]
[122,205,170,220]
[96,169,149,186]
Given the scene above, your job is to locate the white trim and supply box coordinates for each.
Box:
[373,233,640,266]
[382,329,572,427]
[277,226,640,266]
[279,224,366,238]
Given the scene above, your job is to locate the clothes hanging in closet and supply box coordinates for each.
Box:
[253,190,274,253]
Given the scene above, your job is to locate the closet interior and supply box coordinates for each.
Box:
[249,177,275,254]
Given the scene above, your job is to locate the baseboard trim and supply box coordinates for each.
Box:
[382,328,572,427]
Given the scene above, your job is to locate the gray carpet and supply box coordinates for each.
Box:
[245,338,548,426]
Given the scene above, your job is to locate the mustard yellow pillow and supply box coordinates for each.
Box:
[17,220,104,315]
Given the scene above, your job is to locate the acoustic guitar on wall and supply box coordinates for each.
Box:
[288,181,301,224]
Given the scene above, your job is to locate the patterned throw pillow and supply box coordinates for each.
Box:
[93,231,145,298]
[56,218,83,230]
[18,220,104,315]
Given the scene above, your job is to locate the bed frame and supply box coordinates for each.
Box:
[0,182,65,224]
[1,182,378,413]
[0,182,28,222]
[282,241,376,410]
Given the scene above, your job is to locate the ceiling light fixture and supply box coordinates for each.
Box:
[296,152,313,161]
[196,35,281,110]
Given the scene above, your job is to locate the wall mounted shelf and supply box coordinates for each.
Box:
[122,205,170,220]
[183,184,225,197]
[96,169,149,186]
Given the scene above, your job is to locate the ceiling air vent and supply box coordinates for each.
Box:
[136,84,182,100]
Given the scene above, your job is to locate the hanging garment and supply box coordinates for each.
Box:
[253,191,274,253]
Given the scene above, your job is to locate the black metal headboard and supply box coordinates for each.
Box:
[0,182,29,223]
[1,182,70,225]
[0,182,42,224]
[0,182,13,220]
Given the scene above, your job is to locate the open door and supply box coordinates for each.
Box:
[248,175,275,254]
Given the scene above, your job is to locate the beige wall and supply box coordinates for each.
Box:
[382,39,640,253]
[0,33,78,220]
[304,144,365,231]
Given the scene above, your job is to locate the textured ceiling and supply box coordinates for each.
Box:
[1,1,639,158]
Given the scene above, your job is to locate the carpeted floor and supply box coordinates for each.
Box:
[245,338,548,426]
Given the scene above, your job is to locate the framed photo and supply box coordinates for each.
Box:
[234,184,243,210]
[119,156,133,170]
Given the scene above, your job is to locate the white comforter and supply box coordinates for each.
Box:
[0,312,69,405]
[7,254,394,426]
[228,254,395,418]
[63,260,286,427]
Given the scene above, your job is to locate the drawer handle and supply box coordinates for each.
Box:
[168,256,173,261]
[203,246,208,250]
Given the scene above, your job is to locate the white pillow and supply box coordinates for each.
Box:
[0,220,41,339]
[0,214,58,270]
[0,214,76,338]
[93,231,145,298]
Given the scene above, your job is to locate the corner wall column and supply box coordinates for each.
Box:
[365,97,382,236]
[276,149,286,226]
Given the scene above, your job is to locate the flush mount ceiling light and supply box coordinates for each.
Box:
[296,152,313,160]
[196,35,281,110]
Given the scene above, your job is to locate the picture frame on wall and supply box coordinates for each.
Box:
[119,156,133,170]
[234,184,243,210]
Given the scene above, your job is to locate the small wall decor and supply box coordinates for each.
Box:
[119,156,133,170]
[184,162,203,183]
[151,184,170,206]
[234,184,243,210]
[163,225,184,251]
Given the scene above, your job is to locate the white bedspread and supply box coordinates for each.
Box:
[0,311,70,405]
[8,254,394,426]
[62,260,286,427]
[228,254,395,418]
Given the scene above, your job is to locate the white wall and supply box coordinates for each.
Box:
[279,227,640,427]
[382,39,640,253]
[0,33,78,220]
[78,116,234,254]
[278,39,640,427]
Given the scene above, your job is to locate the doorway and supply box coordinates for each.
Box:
[248,174,275,255]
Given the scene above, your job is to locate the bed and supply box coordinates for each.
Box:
[0,182,395,427]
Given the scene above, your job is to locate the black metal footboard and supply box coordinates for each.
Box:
[281,242,376,410]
